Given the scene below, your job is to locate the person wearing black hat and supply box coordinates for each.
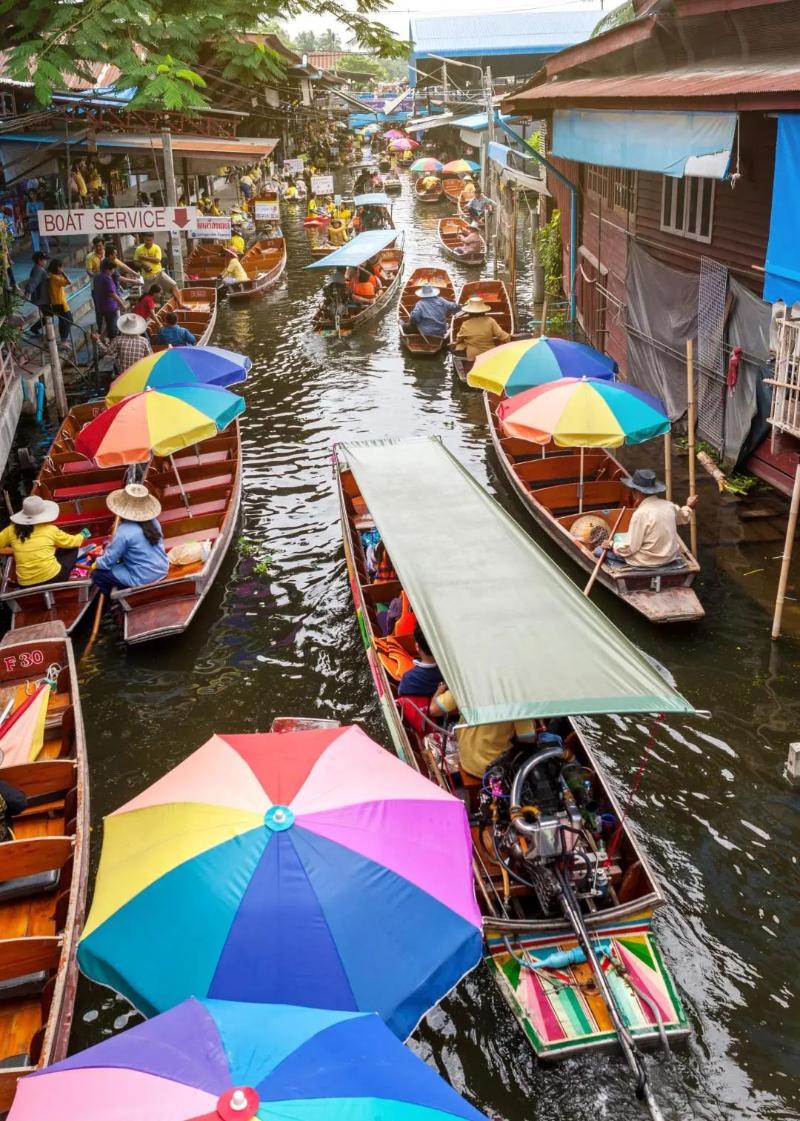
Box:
[599,468,698,567]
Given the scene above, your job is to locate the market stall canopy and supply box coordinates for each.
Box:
[92,133,279,163]
[305,230,397,269]
[353,193,393,207]
[339,437,694,724]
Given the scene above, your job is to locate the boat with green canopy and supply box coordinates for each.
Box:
[337,436,692,1116]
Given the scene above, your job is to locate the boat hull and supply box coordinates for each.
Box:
[438,217,485,265]
[226,238,286,302]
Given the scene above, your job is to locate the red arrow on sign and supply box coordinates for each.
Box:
[173,208,190,228]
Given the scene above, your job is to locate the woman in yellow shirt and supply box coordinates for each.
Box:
[229,231,246,255]
[0,496,87,587]
[47,259,73,346]
[221,250,249,287]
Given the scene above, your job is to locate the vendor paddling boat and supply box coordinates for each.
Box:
[308,230,404,339]
[484,397,703,623]
[225,238,286,302]
[0,621,88,1111]
[147,287,217,350]
[415,179,443,204]
[398,268,456,356]
[438,217,485,265]
[110,421,242,644]
[336,437,691,1115]
[0,404,128,634]
[449,280,514,381]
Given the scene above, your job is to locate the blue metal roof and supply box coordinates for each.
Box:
[354,193,392,207]
[410,10,601,58]
[305,230,397,269]
[451,111,514,131]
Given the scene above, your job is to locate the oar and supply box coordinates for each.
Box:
[81,593,106,662]
[583,507,625,597]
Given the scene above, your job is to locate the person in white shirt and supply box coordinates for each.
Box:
[599,468,698,567]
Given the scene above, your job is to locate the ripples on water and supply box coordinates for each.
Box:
[74,179,800,1120]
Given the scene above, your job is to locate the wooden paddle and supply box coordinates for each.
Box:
[583,508,625,598]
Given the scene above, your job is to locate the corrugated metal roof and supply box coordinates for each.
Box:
[507,63,800,109]
[411,9,601,57]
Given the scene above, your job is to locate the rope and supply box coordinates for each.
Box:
[608,714,664,860]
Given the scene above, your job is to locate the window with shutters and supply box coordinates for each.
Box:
[660,175,715,243]
[584,164,636,214]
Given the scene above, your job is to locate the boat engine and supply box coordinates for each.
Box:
[480,733,611,917]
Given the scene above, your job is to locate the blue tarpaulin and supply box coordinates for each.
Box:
[764,113,800,306]
[305,230,397,269]
[552,109,737,178]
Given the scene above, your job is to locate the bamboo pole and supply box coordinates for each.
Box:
[686,338,698,556]
[663,431,673,502]
[771,463,800,641]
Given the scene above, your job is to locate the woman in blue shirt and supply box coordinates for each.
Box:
[92,484,169,596]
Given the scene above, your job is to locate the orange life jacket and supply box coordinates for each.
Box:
[351,278,376,299]
[393,591,417,636]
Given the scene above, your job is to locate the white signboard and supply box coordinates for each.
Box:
[38,206,200,237]
[311,174,334,196]
[254,200,280,221]
[187,216,232,240]
[283,158,304,175]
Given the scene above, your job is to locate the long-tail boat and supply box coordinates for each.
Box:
[0,403,128,634]
[398,267,456,356]
[0,621,88,1111]
[484,396,704,623]
[414,178,443,204]
[449,279,514,381]
[147,287,217,351]
[336,436,691,1081]
[438,217,485,265]
[109,420,242,644]
[308,230,404,339]
[225,238,287,302]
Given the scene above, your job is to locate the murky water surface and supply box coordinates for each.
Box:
[58,176,800,1119]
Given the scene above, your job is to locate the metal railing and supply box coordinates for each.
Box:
[767,311,800,439]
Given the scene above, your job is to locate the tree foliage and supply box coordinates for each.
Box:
[0,0,407,108]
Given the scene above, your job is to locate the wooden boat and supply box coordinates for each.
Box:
[0,403,128,634]
[383,174,402,195]
[110,421,242,644]
[225,238,286,302]
[336,439,691,1064]
[414,178,443,204]
[442,176,464,206]
[184,243,228,286]
[0,621,88,1110]
[398,267,456,356]
[485,397,704,623]
[147,287,217,351]
[449,279,514,381]
[438,217,485,265]
[313,244,404,338]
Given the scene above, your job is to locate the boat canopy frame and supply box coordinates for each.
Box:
[305,230,397,269]
[339,437,694,725]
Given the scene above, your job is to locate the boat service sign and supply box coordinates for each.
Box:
[38,206,201,236]
[188,216,233,240]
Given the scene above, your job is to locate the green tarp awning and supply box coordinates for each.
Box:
[340,437,694,726]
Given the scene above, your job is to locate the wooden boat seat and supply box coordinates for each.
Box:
[162,471,233,498]
[160,496,227,522]
[514,453,608,487]
[50,478,119,501]
[534,480,630,515]
[171,449,232,467]
[499,435,568,460]
[162,525,221,549]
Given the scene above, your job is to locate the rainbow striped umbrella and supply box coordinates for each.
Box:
[411,157,443,173]
[8,998,486,1121]
[443,159,479,174]
[468,336,617,396]
[497,377,670,448]
[77,725,481,1038]
[106,345,251,404]
[74,384,244,466]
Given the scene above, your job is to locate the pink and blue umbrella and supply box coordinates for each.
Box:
[78,725,482,1039]
[8,998,487,1121]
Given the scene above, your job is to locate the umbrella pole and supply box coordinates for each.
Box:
[170,454,192,514]
[578,446,584,514]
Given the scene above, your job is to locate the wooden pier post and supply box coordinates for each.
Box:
[771,463,800,640]
[686,339,698,555]
[663,430,673,502]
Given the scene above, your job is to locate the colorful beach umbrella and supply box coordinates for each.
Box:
[468,336,617,396]
[74,384,245,466]
[7,998,487,1121]
[443,159,479,174]
[411,157,443,173]
[106,345,252,404]
[77,725,482,1038]
[382,129,406,139]
[389,137,419,151]
[497,377,670,448]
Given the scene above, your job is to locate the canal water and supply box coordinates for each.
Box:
[66,176,799,1119]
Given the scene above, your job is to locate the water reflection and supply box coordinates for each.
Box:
[73,172,799,1120]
